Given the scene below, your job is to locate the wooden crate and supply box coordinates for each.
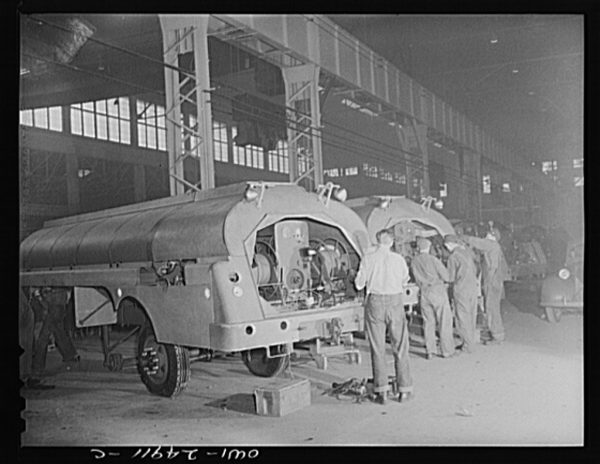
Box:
[253,379,311,417]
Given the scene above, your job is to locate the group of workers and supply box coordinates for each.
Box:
[19,227,509,401]
[355,227,510,405]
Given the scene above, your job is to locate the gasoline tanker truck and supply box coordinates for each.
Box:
[20,181,370,397]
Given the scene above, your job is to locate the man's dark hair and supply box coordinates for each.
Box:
[376,228,394,243]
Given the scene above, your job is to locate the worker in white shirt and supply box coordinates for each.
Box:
[355,228,413,405]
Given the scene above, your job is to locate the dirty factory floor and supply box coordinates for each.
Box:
[19,281,583,447]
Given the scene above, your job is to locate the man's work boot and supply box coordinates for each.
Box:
[372,392,387,405]
[398,392,414,403]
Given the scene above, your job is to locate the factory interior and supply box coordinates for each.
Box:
[17,13,585,452]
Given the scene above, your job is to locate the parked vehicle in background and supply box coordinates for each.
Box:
[539,241,583,322]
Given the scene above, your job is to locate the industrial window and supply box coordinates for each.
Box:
[324,168,340,178]
[573,158,583,169]
[232,126,264,169]
[212,121,228,162]
[380,168,393,182]
[267,140,289,174]
[344,166,358,176]
[440,183,448,198]
[574,176,584,187]
[394,172,406,184]
[482,175,491,194]
[70,97,131,144]
[137,100,166,151]
[541,160,558,174]
[502,182,511,193]
[363,163,378,178]
[20,106,62,132]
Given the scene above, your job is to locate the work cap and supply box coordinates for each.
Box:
[444,234,460,244]
[416,237,431,251]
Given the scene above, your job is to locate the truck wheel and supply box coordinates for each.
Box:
[545,307,562,323]
[137,324,190,397]
[242,345,289,377]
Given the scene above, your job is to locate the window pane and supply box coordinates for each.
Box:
[20,109,33,126]
[158,129,166,150]
[96,114,108,140]
[120,120,130,144]
[138,125,146,147]
[107,99,119,117]
[147,128,156,149]
[83,110,95,137]
[82,102,94,113]
[109,117,119,142]
[49,106,62,131]
[96,100,107,115]
[119,97,130,119]
[70,107,82,135]
[34,108,48,129]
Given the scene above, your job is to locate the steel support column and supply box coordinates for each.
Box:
[281,64,323,191]
[160,15,214,195]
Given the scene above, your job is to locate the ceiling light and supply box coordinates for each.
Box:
[512,69,519,74]
[490,38,498,44]
[528,91,535,96]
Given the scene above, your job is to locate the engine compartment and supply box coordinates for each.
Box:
[251,218,360,311]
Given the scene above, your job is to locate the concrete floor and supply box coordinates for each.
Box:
[19,282,583,446]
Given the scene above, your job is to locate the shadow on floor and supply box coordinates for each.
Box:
[205,393,257,415]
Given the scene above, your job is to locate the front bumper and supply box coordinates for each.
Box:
[208,301,364,352]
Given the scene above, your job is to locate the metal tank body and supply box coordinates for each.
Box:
[347,195,456,308]
[20,182,370,353]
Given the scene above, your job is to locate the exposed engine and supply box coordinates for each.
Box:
[252,219,358,310]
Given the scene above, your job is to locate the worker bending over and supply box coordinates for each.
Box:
[445,234,479,353]
[460,232,510,344]
[411,237,456,359]
[355,228,413,405]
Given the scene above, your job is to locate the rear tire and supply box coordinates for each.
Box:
[137,324,190,397]
[242,345,289,377]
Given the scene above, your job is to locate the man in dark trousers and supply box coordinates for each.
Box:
[411,237,456,359]
[19,288,54,389]
[32,287,80,377]
[445,234,479,353]
[355,228,413,405]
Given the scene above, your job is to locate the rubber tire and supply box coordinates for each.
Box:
[137,324,190,397]
[545,307,562,323]
[241,346,289,377]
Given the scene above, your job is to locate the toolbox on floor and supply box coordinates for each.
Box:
[253,379,311,417]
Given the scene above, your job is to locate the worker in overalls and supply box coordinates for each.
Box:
[20,288,55,389]
[355,228,413,404]
[32,287,80,376]
[445,234,479,353]
[461,231,510,344]
[410,237,456,359]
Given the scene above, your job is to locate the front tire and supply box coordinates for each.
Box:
[242,345,289,377]
[137,324,190,397]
